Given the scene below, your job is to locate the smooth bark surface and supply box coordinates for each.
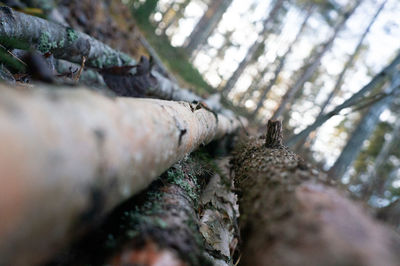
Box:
[231,121,400,266]
[0,84,241,266]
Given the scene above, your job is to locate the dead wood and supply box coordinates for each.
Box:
[0,7,230,110]
[231,120,400,266]
[0,84,241,266]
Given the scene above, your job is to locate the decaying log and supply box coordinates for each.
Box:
[107,158,239,266]
[106,159,211,266]
[49,156,239,266]
[0,7,227,108]
[231,120,400,266]
[0,83,241,266]
[199,158,239,265]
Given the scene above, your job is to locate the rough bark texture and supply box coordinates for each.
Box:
[199,158,239,265]
[230,121,400,266]
[0,7,227,109]
[0,84,241,266]
[265,120,283,148]
[48,155,239,266]
[0,6,132,68]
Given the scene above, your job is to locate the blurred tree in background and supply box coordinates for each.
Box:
[128,0,400,221]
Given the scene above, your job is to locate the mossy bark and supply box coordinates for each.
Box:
[47,155,238,266]
[0,6,236,109]
[231,121,400,266]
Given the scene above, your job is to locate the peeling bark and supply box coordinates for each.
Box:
[0,83,241,266]
[199,158,239,265]
[106,157,239,266]
[49,155,239,266]
[231,121,400,266]
[105,159,213,266]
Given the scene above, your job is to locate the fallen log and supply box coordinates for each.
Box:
[0,6,224,106]
[105,157,238,266]
[231,120,400,266]
[0,83,241,266]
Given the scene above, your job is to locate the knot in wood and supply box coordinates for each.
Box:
[265,120,283,149]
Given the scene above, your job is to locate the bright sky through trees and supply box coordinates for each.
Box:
[155,0,400,169]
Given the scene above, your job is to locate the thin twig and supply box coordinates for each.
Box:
[234,254,241,266]
[0,43,27,66]
[74,56,86,81]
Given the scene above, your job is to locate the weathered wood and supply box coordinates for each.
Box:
[0,83,241,266]
[52,156,238,266]
[231,120,400,266]
[0,7,225,108]
[106,158,238,266]
[265,120,283,148]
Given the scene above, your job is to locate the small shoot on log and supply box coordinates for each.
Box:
[265,120,283,149]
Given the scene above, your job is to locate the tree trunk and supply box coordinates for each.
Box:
[0,7,231,109]
[237,65,270,105]
[271,0,362,120]
[377,198,400,231]
[295,0,387,146]
[361,117,400,199]
[161,0,190,36]
[286,50,400,147]
[252,6,312,117]
[221,0,285,95]
[184,0,233,56]
[328,75,400,180]
[49,156,239,266]
[0,84,241,266]
[231,120,400,266]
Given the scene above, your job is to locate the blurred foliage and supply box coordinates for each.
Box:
[129,0,216,96]
[353,121,392,175]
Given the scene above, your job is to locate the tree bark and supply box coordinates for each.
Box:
[0,7,225,107]
[231,120,400,266]
[271,0,362,120]
[252,6,312,116]
[286,50,400,147]
[50,156,239,266]
[328,75,400,179]
[0,84,241,266]
[221,0,285,95]
[184,0,233,56]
